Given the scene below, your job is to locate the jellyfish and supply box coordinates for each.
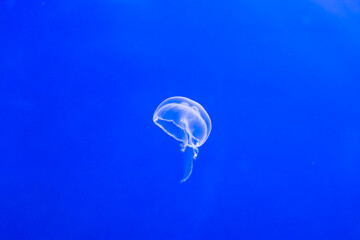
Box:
[153,96,212,182]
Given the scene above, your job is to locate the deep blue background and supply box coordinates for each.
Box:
[1,0,360,239]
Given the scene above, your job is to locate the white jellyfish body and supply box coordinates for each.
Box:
[153,96,212,182]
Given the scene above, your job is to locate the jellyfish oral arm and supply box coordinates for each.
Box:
[180,146,194,183]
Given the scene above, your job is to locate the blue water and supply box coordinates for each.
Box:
[1,0,360,239]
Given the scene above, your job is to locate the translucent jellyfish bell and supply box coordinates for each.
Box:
[153,96,212,182]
